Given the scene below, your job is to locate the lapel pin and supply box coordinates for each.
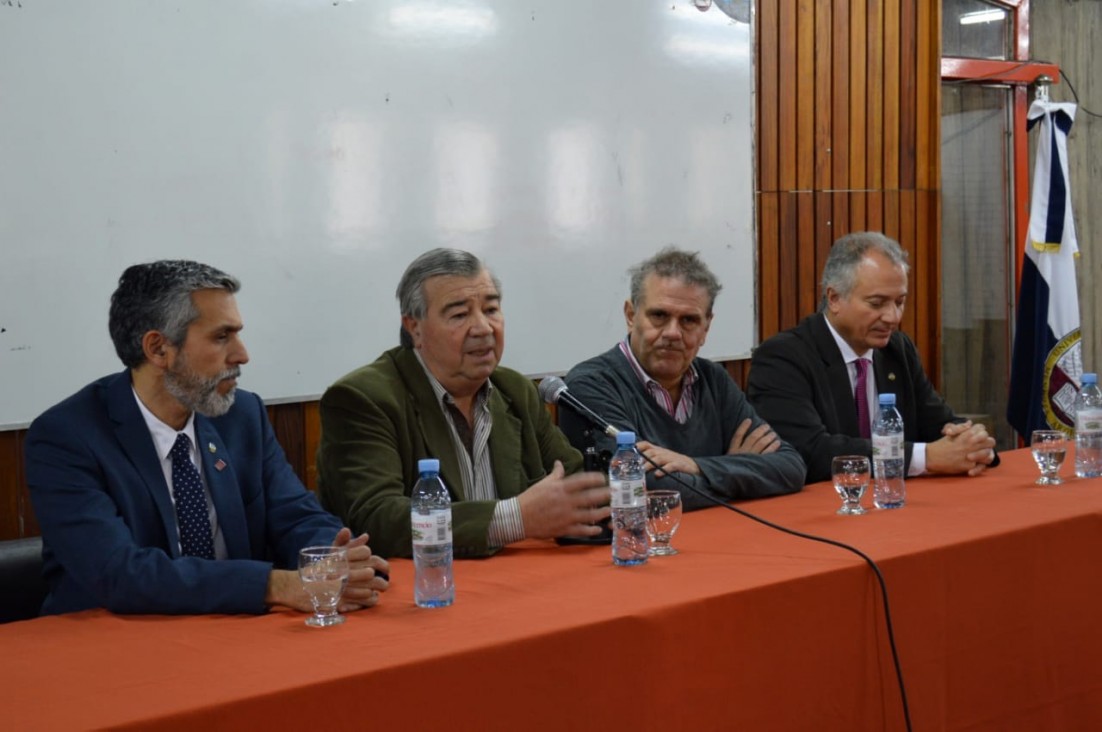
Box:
[208,442,217,453]
[888,372,897,381]
[214,459,227,471]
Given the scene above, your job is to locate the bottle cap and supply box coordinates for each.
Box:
[878,393,896,406]
[418,458,440,473]
[1083,373,1098,386]
[615,431,636,445]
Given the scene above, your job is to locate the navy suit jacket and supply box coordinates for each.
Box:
[747,313,989,484]
[25,371,343,615]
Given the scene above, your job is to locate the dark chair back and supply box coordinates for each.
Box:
[0,536,47,622]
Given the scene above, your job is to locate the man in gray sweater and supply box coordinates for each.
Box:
[561,248,806,510]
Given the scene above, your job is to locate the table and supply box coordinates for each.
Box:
[3,448,1101,731]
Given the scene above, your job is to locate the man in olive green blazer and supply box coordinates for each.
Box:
[317,249,609,558]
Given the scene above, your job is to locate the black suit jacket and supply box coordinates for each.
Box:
[747,313,967,484]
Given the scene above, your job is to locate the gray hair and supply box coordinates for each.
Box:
[396,248,501,348]
[628,247,723,314]
[819,231,909,309]
[109,260,240,368]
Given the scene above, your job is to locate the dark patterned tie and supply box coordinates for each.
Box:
[169,433,215,559]
[854,358,871,439]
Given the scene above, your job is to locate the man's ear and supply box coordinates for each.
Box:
[824,287,842,313]
[401,315,420,348]
[623,299,635,330]
[142,331,172,368]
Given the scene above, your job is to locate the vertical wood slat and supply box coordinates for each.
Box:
[831,0,851,190]
[899,0,918,189]
[796,0,817,190]
[778,193,800,330]
[759,192,781,339]
[814,0,833,189]
[865,0,884,190]
[915,0,937,191]
[883,0,901,190]
[758,0,780,192]
[798,192,818,319]
[849,0,867,189]
[779,0,799,191]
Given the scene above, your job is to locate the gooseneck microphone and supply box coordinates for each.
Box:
[538,376,620,438]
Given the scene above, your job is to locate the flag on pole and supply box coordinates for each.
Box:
[1008,99,1081,440]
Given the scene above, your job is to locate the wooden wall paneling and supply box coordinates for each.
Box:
[304,402,321,491]
[759,193,781,338]
[849,0,867,190]
[899,0,918,189]
[919,189,942,381]
[915,0,937,191]
[865,0,884,190]
[758,0,779,191]
[832,191,850,244]
[778,0,799,190]
[797,191,817,319]
[796,0,816,190]
[883,0,901,190]
[269,403,306,486]
[899,188,921,363]
[849,190,866,232]
[884,189,901,243]
[831,0,850,190]
[866,190,884,233]
[1,431,22,539]
[778,193,801,330]
[814,0,833,189]
[724,359,751,390]
[815,191,835,305]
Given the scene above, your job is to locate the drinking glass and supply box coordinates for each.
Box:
[298,546,349,627]
[646,490,682,556]
[831,455,870,515]
[1030,430,1068,486]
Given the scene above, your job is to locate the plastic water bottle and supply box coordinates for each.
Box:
[608,431,648,566]
[872,394,905,509]
[411,458,454,607]
[1075,372,1102,478]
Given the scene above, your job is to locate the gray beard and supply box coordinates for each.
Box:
[164,365,239,417]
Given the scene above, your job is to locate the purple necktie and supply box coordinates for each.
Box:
[854,358,871,439]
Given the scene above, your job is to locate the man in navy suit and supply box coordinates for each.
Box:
[25,261,389,615]
[747,232,998,484]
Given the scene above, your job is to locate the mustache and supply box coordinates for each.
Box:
[218,367,242,381]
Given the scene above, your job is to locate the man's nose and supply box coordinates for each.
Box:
[470,310,492,335]
[231,338,250,365]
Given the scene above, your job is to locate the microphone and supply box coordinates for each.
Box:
[537,376,620,438]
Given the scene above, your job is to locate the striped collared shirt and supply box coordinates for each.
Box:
[414,352,525,546]
[618,338,699,423]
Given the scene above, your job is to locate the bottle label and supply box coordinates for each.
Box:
[1077,408,1102,435]
[610,478,646,509]
[411,509,452,547]
[872,433,903,460]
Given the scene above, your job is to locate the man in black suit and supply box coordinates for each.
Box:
[747,232,998,484]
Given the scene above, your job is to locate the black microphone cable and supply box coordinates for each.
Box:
[638,455,913,732]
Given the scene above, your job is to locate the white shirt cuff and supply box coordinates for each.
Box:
[908,443,927,477]
[487,497,526,548]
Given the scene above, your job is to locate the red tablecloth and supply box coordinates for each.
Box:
[3,448,1101,731]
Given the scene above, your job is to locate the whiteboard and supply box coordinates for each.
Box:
[0,0,755,430]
